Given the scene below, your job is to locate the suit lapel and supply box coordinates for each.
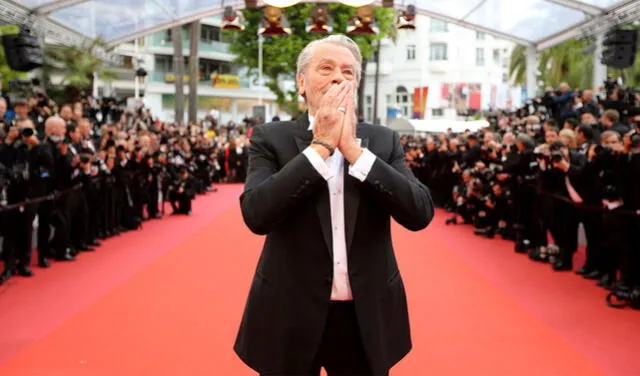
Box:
[293,112,332,257]
[344,128,369,253]
[293,112,312,153]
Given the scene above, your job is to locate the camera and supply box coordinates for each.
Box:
[550,150,564,164]
[20,127,34,138]
[79,154,91,164]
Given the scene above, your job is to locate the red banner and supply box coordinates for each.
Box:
[412,86,429,119]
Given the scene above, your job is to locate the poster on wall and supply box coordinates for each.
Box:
[490,85,497,109]
[453,83,468,110]
[412,87,429,119]
[468,84,481,110]
[440,83,453,108]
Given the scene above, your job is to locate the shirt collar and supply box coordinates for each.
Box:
[307,115,314,131]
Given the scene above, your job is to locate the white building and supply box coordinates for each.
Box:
[362,15,523,125]
[97,14,523,125]
[101,15,277,124]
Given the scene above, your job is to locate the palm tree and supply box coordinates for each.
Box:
[508,45,527,86]
[509,39,593,92]
[43,38,117,103]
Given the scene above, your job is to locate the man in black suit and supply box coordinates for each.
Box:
[234,35,434,376]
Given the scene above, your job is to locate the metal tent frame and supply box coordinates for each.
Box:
[1,0,639,49]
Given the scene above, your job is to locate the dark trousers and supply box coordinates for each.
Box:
[603,209,635,285]
[548,200,579,266]
[2,203,38,270]
[169,191,192,214]
[580,208,605,272]
[260,301,387,376]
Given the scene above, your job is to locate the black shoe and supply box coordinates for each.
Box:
[575,267,588,275]
[552,261,573,271]
[515,241,528,254]
[16,264,33,277]
[88,240,101,247]
[80,245,96,252]
[583,270,602,280]
[55,251,75,262]
[597,275,615,289]
[38,256,50,268]
[0,269,13,284]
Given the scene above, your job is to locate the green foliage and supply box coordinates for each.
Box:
[43,38,117,103]
[224,5,396,116]
[0,47,28,90]
[510,25,640,95]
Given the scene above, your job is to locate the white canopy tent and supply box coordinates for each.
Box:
[0,0,638,48]
[1,0,640,95]
[387,117,489,135]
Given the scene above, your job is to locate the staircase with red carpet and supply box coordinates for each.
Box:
[0,185,638,376]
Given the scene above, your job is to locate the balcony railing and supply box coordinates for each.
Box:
[147,33,230,54]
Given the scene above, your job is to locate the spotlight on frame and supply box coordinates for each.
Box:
[222,6,245,30]
[306,4,333,34]
[346,5,378,35]
[258,6,292,36]
[395,5,416,30]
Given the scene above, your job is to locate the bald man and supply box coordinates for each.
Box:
[38,116,75,263]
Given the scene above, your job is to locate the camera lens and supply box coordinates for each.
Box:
[20,127,34,138]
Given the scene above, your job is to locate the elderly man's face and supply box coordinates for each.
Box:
[0,100,6,117]
[296,43,357,115]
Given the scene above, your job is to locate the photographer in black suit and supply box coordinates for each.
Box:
[234,35,434,376]
[0,119,54,284]
[540,141,586,271]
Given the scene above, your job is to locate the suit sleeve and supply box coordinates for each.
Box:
[240,125,325,235]
[361,130,435,231]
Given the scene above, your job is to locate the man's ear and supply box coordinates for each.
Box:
[296,73,305,97]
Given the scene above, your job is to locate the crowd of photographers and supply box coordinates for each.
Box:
[404,81,640,309]
[0,92,250,286]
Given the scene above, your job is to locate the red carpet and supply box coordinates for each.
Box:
[0,184,638,376]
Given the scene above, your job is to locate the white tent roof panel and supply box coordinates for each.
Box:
[3,0,639,48]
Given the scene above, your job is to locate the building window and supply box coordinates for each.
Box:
[366,95,372,105]
[396,86,410,117]
[429,43,447,61]
[201,25,221,43]
[406,44,416,60]
[432,108,444,117]
[493,48,500,64]
[476,48,485,66]
[476,31,485,40]
[386,94,392,104]
[430,19,448,32]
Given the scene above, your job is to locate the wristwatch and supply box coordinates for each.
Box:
[311,139,335,156]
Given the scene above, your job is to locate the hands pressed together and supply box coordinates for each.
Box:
[311,81,363,164]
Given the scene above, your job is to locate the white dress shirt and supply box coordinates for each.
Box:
[302,115,376,301]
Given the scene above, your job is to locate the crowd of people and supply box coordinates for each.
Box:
[403,81,640,309]
[0,91,251,286]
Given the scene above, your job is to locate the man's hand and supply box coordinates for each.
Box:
[552,158,570,172]
[337,82,362,164]
[59,142,69,155]
[311,82,351,159]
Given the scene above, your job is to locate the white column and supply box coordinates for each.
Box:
[134,38,140,100]
[525,44,537,99]
[593,32,607,91]
[231,98,238,120]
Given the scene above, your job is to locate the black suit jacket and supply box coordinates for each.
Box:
[234,113,434,374]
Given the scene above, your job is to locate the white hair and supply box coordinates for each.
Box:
[296,34,363,85]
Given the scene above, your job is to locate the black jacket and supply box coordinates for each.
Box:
[234,113,434,374]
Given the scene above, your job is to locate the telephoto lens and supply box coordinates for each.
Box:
[20,127,34,138]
